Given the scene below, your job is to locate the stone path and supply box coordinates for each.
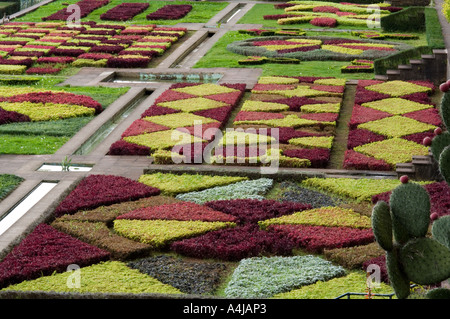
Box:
[0,0,445,254]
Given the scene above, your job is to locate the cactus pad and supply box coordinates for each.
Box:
[371,201,393,251]
[431,132,450,163]
[389,183,430,242]
[426,288,450,299]
[399,237,450,285]
[441,92,450,130]
[431,215,450,250]
[439,145,450,185]
[386,249,411,299]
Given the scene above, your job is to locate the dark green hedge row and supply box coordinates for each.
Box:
[425,7,446,50]
[373,45,432,75]
[381,7,426,32]
[375,7,445,75]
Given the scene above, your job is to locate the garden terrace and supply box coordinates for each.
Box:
[0,0,449,305]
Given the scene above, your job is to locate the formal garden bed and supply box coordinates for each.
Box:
[0,172,407,298]
[2,171,449,298]
[0,80,128,154]
[0,0,449,302]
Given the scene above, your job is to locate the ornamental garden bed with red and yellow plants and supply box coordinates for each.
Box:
[1,172,448,298]
[0,0,449,301]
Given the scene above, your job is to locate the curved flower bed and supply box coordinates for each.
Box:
[0,87,103,125]
[345,80,438,170]
[227,36,412,61]
[269,1,399,28]
[0,172,398,298]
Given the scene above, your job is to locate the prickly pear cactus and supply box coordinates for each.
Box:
[371,81,450,299]
[432,82,450,184]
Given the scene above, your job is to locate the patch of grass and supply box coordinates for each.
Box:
[0,117,93,137]
[193,31,374,79]
[0,174,23,201]
[0,134,70,154]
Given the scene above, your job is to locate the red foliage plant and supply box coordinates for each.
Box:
[37,56,75,64]
[146,4,192,20]
[116,201,237,222]
[313,6,340,13]
[0,92,103,114]
[0,108,31,125]
[0,223,110,289]
[121,119,170,137]
[282,148,330,168]
[266,96,328,112]
[234,111,285,121]
[26,67,61,75]
[171,225,296,261]
[301,112,338,122]
[43,0,110,21]
[53,174,160,216]
[348,104,391,129]
[347,128,385,149]
[100,3,149,21]
[403,108,443,126]
[205,199,312,224]
[140,105,180,118]
[310,17,338,27]
[343,149,391,171]
[108,139,151,156]
[268,224,374,253]
[372,181,450,218]
[106,56,150,68]
[261,127,324,144]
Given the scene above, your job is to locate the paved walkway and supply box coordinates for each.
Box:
[0,0,447,254]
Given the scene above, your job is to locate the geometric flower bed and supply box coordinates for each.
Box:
[0,20,187,74]
[0,172,394,298]
[109,82,246,162]
[0,87,102,123]
[268,1,402,28]
[344,80,439,170]
[228,75,345,168]
[226,36,412,61]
